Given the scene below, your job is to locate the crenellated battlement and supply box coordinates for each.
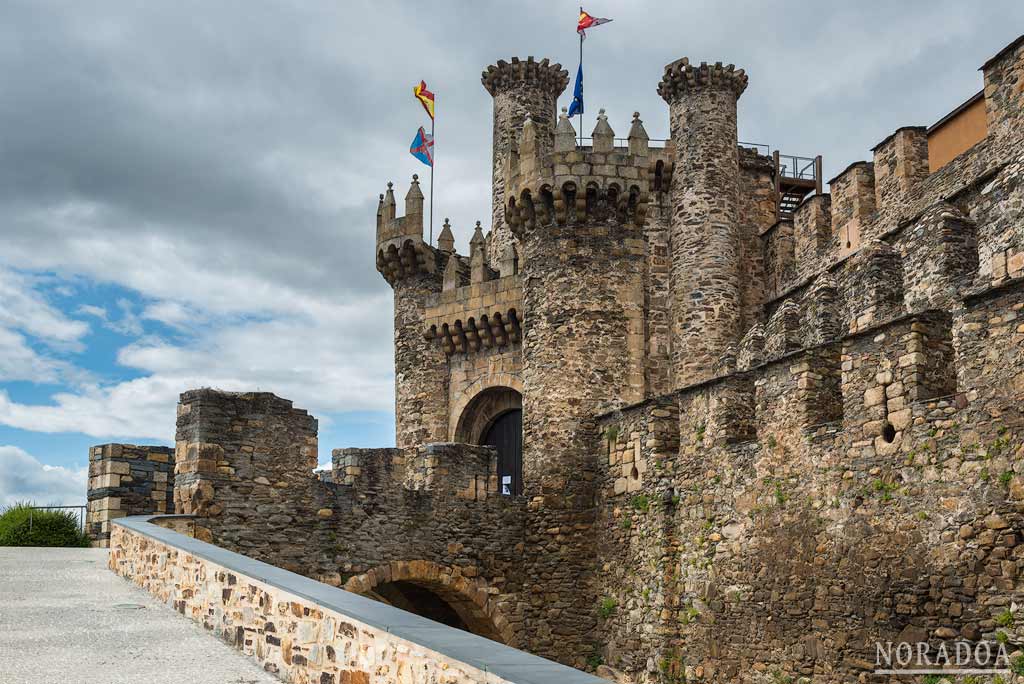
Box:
[504,109,670,235]
[375,175,443,286]
[656,58,749,101]
[481,56,569,98]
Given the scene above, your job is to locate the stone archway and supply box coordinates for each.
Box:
[449,374,523,441]
[453,386,523,445]
[343,560,514,644]
[453,384,524,495]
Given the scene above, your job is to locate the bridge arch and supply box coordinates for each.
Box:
[343,560,514,644]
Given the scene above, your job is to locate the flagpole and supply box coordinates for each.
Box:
[429,115,435,245]
[578,6,583,146]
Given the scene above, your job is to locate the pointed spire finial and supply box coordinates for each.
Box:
[438,217,455,254]
[470,220,485,246]
[628,111,650,156]
[592,108,615,152]
[555,106,578,153]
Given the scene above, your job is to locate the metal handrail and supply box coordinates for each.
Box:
[30,505,87,533]
[739,141,771,156]
[571,137,773,154]
[576,136,671,148]
[777,154,819,181]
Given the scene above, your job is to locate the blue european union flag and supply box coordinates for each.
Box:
[567,63,583,118]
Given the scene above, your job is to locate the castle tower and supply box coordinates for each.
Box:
[375,176,449,449]
[481,57,569,267]
[504,109,650,660]
[658,59,748,387]
[506,111,649,501]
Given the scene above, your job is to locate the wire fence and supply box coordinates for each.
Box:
[30,505,87,533]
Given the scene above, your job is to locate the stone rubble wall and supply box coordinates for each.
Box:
[166,389,534,649]
[86,443,174,547]
[108,520,601,684]
[593,281,1024,682]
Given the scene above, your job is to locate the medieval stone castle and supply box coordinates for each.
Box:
[88,35,1024,683]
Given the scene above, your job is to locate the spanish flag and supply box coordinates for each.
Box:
[577,10,612,40]
[413,80,435,120]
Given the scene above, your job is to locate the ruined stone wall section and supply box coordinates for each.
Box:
[333,443,499,501]
[763,220,795,301]
[736,150,775,332]
[643,207,673,398]
[872,126,930,221]
[983,35,1024,142]
[86,443,174,546]
[173,390,320,567]
[793,194,832,281]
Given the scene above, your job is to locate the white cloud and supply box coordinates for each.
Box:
[0,446,88,507]
[0,268,89,349]
[0,291,394,440]
[141,300,194,328]
[0,267,91,384]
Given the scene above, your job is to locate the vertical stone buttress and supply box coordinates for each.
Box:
[658,60,748,387]
[481,58,568,268]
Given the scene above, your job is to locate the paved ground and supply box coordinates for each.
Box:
[0,547,280,684]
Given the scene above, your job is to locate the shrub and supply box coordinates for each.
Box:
[0,503,91,547]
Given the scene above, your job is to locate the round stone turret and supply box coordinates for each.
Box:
[656,58,748,102]
[482,57,569,269]
[659,58,749,389]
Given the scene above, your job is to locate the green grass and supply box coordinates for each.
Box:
[0,502,91,548]
[597,597,617,619]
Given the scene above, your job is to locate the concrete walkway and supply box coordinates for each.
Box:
[0,547,280,684]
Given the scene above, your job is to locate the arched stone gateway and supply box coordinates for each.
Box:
[343,560,514,644]
[453,384,523,495]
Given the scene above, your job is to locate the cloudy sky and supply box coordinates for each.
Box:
[1,1,1021,506]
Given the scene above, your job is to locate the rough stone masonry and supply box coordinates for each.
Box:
[90,35,1024,684]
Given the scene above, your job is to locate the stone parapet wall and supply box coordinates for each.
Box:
[109,517,601,684]
[590,279,1024,682]
[85,443,174,547]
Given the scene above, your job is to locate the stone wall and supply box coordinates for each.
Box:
[164,389,536,651]
[109,517,603,684]
[593,280,1024,682]
[86,443,174,546]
